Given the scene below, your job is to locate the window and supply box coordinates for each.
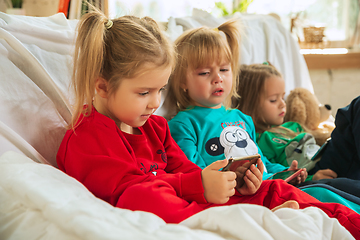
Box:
[247,0,359,48]
[106,0,359,49]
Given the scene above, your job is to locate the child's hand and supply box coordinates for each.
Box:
[201,159,237,204]
[235,158,264,195]
[313,169,337,180]
[288,160,308,185]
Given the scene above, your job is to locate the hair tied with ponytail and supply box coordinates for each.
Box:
[105,19,113,30]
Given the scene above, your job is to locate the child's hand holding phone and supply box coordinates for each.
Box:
[265,160,308,186]
[235,157,264,195]
[201,159,237,204]
[201,155,264,203]
[287,160,308,185]
[222,154,264,195]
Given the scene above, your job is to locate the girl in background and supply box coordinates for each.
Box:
[56,8,296,225]
[234,63,336,181]
[165,18,360,237]
[235,62,360,213]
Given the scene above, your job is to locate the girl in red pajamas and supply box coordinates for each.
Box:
[56,9,360,238]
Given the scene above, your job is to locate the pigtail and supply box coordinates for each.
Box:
[218,19,243,107]
[71,9,107,128]
[218,19,242,76]
[70,8,175,129]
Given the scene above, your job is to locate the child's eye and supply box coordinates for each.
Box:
[159,87,166,92]
[220,68,229,72]
[139,92,149,96]
[270,99,277,103]
[198,72,209,76]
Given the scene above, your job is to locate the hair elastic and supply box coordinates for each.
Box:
[105,19,113,30]
[263,61,269,65]
[213,27,219,32]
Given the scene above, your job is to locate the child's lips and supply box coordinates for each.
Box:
[141,113,152,119]
[279,112,285,117]
[212,88,224,96]
[141,109,156,120]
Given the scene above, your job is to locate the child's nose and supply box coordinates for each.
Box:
[280,98,286,107]
[212,73,223,84]
[148,93,161,109]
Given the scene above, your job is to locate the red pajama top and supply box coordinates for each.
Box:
[56,107,207,207]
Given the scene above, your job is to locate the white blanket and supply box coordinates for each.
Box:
[0,151,353,240]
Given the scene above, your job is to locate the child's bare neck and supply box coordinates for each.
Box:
[120,123,141,135]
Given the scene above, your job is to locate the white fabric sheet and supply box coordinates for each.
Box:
[0,12,76,166]
[0,151,353,240]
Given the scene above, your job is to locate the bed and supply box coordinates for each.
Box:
[0,10,353,240]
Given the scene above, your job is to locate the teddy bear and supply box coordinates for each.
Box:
[284,87,335,146]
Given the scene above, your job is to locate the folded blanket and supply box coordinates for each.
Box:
[0,151,353,240]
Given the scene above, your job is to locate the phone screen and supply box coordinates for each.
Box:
[221,154,260,172]
[267,169,302,182]
[221,154,260,188]
[311,138,330,160]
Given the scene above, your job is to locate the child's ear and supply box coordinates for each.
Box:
[95,78,109,98]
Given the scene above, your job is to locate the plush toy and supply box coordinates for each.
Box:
[284,88,335,146]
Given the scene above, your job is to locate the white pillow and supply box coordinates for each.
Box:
[165,17,183,42]
[175,8,226,31]
[0,13,76,167]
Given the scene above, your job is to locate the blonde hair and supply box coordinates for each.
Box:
[165,19,242,120]
[234,63,293,135]
[70,8,175,129]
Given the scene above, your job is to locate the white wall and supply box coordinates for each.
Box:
[310,68,360,113]
[108,0,233,21]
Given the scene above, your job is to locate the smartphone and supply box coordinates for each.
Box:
[221,154,261,188]
[221,154,261,172]
[267,169,302,182]
[311,138,330,161]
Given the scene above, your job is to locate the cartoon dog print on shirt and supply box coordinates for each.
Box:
[219,126,258,160]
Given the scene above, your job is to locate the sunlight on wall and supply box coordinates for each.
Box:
[107,0,358,46]
[108,0,230,21]
[247,0,317,15]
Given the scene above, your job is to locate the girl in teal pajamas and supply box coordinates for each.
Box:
[164,19,360,236]
[166,30,307,184]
